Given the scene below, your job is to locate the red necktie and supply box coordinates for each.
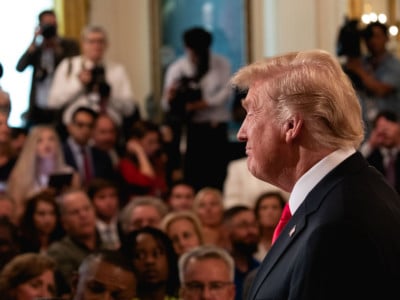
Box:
[81,147,92,184]
[272,203,292,244]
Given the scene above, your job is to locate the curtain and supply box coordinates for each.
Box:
[54,0,89,41]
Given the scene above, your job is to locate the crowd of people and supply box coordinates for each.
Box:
[0,9,400,300]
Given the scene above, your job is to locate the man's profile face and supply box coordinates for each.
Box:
[75,260,136,300]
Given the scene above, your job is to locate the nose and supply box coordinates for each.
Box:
[201,285,214,300]
[37,286,52,298]
[237,123,247,142]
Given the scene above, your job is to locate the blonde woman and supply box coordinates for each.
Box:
[7,125,80,222]
[161,210,204,256]
[193,187,229,248]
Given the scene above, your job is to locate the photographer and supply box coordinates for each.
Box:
[344,21,400,136]
[162,27,233,191]
[47,25,136,138]
[16,10,80,127]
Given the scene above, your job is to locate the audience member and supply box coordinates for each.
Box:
[118,120,168,203]
[178,245,235,300]
[0,89,11,117]
[47,188,103,293]
[91,113,121,168]
[223,205,260,300]
[7,125,80,221]
[48,24,136,128]
[120,226,180,300]
[253,191,286,261]
[166,180,195,212]
[193,187,228,248]
[62,106,115,186]
[16,9,80,127]
[0,253,57,300]
[0,112,15,192]
[230,49,400,299]
[19,189,64,253]
[161,210,203,257]
[359,110,400,193]
[71,249,137,300]
[0,192,16,223]
[161,26,233,191]
[0,217,20,270]
[119,195,168,235]
[9,127,28,158]
[223,156,289,209]
[346,21,400,133]
[87,178,122,250]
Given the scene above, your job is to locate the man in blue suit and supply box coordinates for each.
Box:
[63,106,115,187]
[231,49,400,299]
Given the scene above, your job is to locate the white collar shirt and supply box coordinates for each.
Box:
[288,148,356,215]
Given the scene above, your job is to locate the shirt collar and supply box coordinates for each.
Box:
[289,147,356,214]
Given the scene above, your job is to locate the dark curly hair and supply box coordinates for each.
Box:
[120,226,180,297]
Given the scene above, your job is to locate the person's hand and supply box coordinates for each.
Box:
[166,83,179,103]
[126,139,145,156]
[186,99,207,112]
[345,57,370,77]
[28,26,42,52]
[78,68,92,85]
[34,25,42,39]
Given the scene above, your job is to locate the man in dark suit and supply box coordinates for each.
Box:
[230,49,400,299]
[16,10,80,127]
[63,106,115,187]
[360,110,400,193]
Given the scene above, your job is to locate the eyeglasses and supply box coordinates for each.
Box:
[73,121,94,129]
[84,38,106,44]
[184,281,233,294]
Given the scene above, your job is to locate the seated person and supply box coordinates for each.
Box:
[178,245,236,300]
[71,249,137,300]
[0,253,58,299]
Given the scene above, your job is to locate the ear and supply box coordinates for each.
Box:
[283,114,303,143]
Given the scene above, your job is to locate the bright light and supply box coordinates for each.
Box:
[389,25,399,36]
[361,13,371,24]
[0,0,53,127]
[369,12,378,22]
[378,14,387,24]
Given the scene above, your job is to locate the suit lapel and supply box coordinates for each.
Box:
[248,152,368,299]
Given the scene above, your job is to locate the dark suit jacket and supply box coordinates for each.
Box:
[366,148,400,193]
[62,142,115,182]
[16,37,80,115]
[248,152,400,300]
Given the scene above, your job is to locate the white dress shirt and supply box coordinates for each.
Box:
[48,55,135,125]
[289,148,356,215]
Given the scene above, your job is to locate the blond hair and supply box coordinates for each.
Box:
[230,49,364,149]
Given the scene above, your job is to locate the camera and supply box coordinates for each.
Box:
[86,65,111,98]
[169,76,202,121]
[41,24,57,39]
[336,18,362,58]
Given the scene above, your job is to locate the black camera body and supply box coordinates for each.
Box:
[41,24,57,39]
[336,18,362,58]
[169,76,202,122]
[86,65,111,98]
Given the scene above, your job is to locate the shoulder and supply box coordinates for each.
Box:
[211,53,231,66]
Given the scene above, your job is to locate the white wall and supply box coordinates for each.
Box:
[264,0,347,57]
[89,0,152,118]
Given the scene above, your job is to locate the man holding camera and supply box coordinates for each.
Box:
[16,10,80,127]
[161,27,233,191]
[48,25,136,138]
